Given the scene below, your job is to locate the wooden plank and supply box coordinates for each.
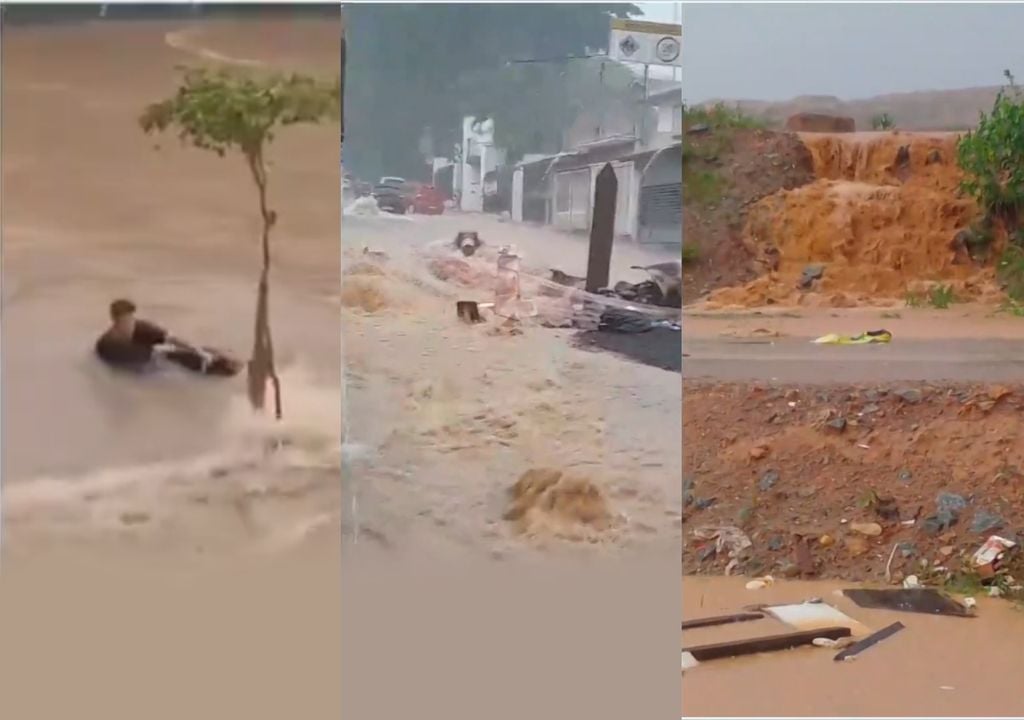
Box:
[682,626,851,662]
[833,621,905,662]
[681,611,764,631]
[585,163,617,293]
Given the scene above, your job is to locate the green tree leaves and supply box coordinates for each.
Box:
[140,66,339,418]
[958,70,1024,230]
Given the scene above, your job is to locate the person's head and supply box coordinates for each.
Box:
[109,298,137,334]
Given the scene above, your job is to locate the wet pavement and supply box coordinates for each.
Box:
[684,336,1024,383]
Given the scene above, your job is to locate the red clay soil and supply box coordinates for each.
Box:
[683,380,1024,584]
[705,132,1005,308]
[683,129,815,303]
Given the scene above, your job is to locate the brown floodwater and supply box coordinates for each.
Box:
[683,575,1024,717]
[1,18,342,550]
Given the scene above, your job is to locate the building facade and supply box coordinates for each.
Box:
[510,81,681,245]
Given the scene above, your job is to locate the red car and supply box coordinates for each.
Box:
[410,184,446,215]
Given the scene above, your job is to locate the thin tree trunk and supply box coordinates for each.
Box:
[246,148,283,420]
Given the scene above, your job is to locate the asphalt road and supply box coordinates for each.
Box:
[683,336,1024,383]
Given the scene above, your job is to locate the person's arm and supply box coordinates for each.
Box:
[136,319,196,353]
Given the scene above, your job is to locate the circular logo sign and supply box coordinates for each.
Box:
[655,36,681,63]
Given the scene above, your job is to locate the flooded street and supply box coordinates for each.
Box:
[683,575,1024,716]
[1,19,342,552]
[341,213,681,559]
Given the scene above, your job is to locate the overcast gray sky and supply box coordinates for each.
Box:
[681,3,1024,103]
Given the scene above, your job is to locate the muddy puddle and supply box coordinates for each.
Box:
[683,575,1024,716]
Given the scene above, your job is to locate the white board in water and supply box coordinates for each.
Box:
[766,602,871,636]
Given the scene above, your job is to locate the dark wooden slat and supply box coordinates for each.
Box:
[833,621,905,662]
[681,611,764,631]
[683,626,851,662]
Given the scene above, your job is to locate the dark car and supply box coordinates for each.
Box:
[372,180,409,214]
[411,184,446,215]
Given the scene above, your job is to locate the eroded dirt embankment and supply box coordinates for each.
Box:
[695,132,1004,308]
[683,380,1024,584]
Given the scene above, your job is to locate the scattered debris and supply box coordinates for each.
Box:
[549,268,586,289]
[902,575,922,589]
[970,509,1004,534]
[456,300,483,324]
[454,230,482,257]
[851,522,883,537]
[844,588,973,617]
[681,611,764,631]
[683,626,852,662]
[765,601,868,634]
[745,575,775,590]
[972,536,1017,580]
[923,492,968,534]
[812,329,893,345]
[884,543,899,582]
[692,525,753,559]
[894,387,923,404]
[833,621,905,662]
[759,469,780,491]
[811,636,842,648]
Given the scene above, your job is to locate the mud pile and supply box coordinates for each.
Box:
[683,380,1024,583]
[683,130,815,302]
[707,132,1002,308]
[504,468,616,541]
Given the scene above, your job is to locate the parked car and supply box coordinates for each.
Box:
[372,179,409,214]
[410,184,446,215]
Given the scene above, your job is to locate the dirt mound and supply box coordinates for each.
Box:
[683,380,1024,583]
[341,276,393,313]
[706,132,1001,308]
[785,112,855,133]
[683,130,816,302]
[504,468,615,541]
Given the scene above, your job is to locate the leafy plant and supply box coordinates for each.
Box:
[681,243,700,265]
[686,169,724,207]
[871,112,895,130]
[958,70,1024,241]
[141,66,340,419]
[904,292,924,308]
[929,284,956,309]
[997,243,1024,301]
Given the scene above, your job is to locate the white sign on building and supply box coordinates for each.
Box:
[608,18,682,68]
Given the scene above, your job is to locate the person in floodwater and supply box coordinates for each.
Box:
[95,299,241,376]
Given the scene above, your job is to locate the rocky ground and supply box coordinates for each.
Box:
[683,380,1024,592]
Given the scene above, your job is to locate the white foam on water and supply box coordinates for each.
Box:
[5,362,341,532]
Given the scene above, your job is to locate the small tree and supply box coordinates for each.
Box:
[141,67,340,419]
[871,112,895,130]
[958,70,1024,240]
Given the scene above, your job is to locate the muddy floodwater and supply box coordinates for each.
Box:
[683,575,1024,717]
[341,212,682,559]
[1,19,341,552]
